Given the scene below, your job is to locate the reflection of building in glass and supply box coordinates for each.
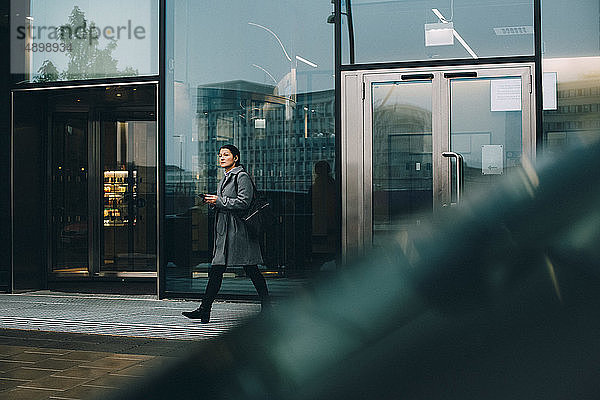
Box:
[372,104,433,191]
[163,81,336,276]
[543,79,600,151]
[187,81,335,195]
[165,80,336,210]
[165,165,197,212]
[372,103,433,230]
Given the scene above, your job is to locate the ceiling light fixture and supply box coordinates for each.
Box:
[427,8,478,59]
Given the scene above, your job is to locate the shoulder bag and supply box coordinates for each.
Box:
[234,171,275,237]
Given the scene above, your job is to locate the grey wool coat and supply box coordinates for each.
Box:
[211,166,263,266]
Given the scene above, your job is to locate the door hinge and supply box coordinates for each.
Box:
[362,82,365,100]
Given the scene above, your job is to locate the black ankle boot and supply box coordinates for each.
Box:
[182,305,210,323]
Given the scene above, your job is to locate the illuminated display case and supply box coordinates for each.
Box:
[103,170,137,227]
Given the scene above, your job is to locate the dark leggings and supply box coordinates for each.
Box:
[202,265,269,307]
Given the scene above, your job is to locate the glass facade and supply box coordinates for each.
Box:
[5,0,600,298]
[164,1,337,295]
[542,0,600,152]
[341,0,535,64]
[11,0,158,82]
[1,0,11,290]
[12,90,47,290]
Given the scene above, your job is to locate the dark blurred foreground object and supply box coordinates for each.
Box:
[115,140,600,400]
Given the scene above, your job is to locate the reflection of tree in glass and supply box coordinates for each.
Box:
[36,6,138,81]
[36,60,60,82]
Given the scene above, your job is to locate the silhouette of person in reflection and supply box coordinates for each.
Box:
[309,160,337,271]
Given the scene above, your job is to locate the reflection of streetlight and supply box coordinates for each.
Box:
[303,106,309,138]
[248,22,292,62]
[327,0,355,64]
[249,21,318,121]
[172,135,184,189]
[295,55,318,68]
[252,63,278,85]
[248,22,318,69]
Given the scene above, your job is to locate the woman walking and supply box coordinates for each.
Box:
[183,144,270,322]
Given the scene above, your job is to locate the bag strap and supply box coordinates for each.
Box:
[233,172,238,194]
[234,168,258,198]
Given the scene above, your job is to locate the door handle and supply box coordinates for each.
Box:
[442,152,464,205]
[401,73,434,81]
[443,72,477,79]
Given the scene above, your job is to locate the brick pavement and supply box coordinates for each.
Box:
[0,291,262,399]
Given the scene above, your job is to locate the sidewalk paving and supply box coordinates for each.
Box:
[0,291,260,340]
[0,291,261,400]
[0,341,177,400]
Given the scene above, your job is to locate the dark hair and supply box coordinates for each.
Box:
[219,144,241,166]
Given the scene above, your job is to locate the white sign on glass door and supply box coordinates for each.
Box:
[490,78,521,112]
[482,145,503,175]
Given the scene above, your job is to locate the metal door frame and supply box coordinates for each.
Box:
[12,82,159,282]
[342,63,536,258]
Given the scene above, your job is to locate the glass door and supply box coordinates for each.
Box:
[51,113,90,275]
[99,111,157,277]
[360,64,534,248]
[369,77,434,247]
[47,84,158,282]
[443,70,533,207]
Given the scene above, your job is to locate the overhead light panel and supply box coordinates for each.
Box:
[493,26,534,36]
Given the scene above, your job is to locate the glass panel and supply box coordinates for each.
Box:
[51,113,89,275]
[450,77,523,199]
[0,0,8,290]
[11,0,158,82]
[372,81,433,247]
[166,0,336,295]
[101,110,157,275]
[12,91,52,290]
[542,0,600,152]
[342,0,534,65]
